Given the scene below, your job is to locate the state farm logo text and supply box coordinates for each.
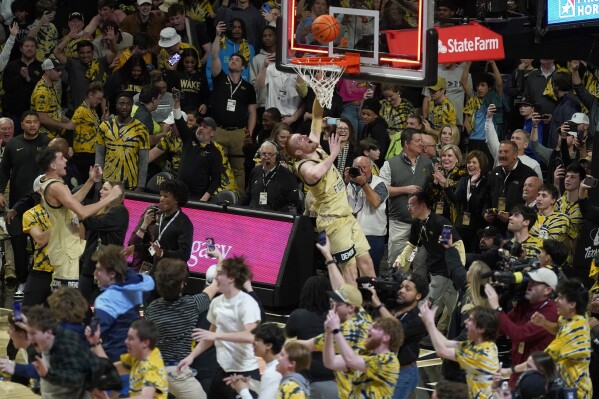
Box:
[438,37,500,54]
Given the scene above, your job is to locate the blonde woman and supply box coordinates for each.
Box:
[429,144,466,223]
[438,124,461,149]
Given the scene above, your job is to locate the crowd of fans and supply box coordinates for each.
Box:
[0,0,597,399]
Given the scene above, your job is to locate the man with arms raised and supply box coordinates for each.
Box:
[324,313,401,399]
[286,100,375,283]
[37,146,123,289]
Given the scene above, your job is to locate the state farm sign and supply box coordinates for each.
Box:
[437,22,504,63]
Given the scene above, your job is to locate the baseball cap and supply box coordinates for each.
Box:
[514,96,533,107]
[327,284,363,307]
[137,0,152,5]
[477,225,500,238]
[41,58,62,71]
[569,112,589,125]
[198,117,218,131]
[428,77,446,92]
[68,12,84,23]
[158,27,181,48]
[162,110,188,125]
[527,267,558,291]
[33,175,44,192]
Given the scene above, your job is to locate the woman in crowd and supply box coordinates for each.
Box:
[79,180,129,302]
[321,117,357,174]
[445,150,490,252]
[268,122,292,167]
[438,123,461,150]
[104,54,150,114]
[379,84,415,139]
[360,98,389,168]
[429,144,466,223]
[166,48,209,115]
[286,275,337,399]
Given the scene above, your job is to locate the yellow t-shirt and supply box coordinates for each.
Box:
[546,315,592,399]
[121,347,168,399]
[35,23,58,62]
[350,352,399,399]
[530,212,569,241]
[455,340,499,399]
[31,78,63,138]
[98,117,150,189]
[277,379,308,399]
[185,0,214,22]
[22,204,53,273]
[72,101,101,154]
[555,195,583,240]
[313,307,372,398]
[379,99,414,137]
[428,97,457,130]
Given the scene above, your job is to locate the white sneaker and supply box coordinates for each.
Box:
[15,283,26,295]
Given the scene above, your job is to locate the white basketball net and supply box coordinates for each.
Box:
[291,64,346,110]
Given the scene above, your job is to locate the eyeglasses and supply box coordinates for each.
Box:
[260,152,275,158]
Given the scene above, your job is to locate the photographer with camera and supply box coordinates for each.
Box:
[484,268,558,388]
[507,205,542,260]
[501,279,592,399]
[346,156,389,274]
[394,191,465,335]
[369,273,429,399]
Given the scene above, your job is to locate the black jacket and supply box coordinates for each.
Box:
[487,161,537,216]
[175,115,223,199]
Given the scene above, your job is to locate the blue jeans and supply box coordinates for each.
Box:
[366,235,385,276]
[393,363,418,399]
[341,102,364,141]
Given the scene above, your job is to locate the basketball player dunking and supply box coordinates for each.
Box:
[286,99,376,284]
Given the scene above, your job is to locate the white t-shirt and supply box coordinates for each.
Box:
[207,290,261,372]
[265,64,301,116]
[239,359,282,399]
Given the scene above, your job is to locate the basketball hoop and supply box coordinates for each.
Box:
[291,52,361,110]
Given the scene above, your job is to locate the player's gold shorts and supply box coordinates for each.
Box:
[317,215,370,265]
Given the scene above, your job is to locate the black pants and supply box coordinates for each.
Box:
[10,234,28,284]
[23,270,52,307]
[208,366,260,399]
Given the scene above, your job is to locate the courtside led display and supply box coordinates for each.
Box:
[123,198,294,284]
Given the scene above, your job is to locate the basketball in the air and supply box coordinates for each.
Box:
[311,15,341,43]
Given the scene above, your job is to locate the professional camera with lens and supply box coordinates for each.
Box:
[483,241,540,297]
[357,271,403,309]
[348,167,362,178]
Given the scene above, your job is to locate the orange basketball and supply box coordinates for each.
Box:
[311,15,341,43]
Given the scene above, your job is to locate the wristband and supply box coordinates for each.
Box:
[332,328,341,335]
[325,259,337,266]
[375,304,385,310]
[139,228,146,233]
[495,307,503,313]
[511,365,516,374]
[90,339,103,348]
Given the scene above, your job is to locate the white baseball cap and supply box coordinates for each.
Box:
[527,267,558,291]
[569,113,589,125]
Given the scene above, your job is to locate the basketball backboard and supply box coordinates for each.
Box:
[276,0,438,86]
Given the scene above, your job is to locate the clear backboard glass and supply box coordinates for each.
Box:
[277,0,437,86]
